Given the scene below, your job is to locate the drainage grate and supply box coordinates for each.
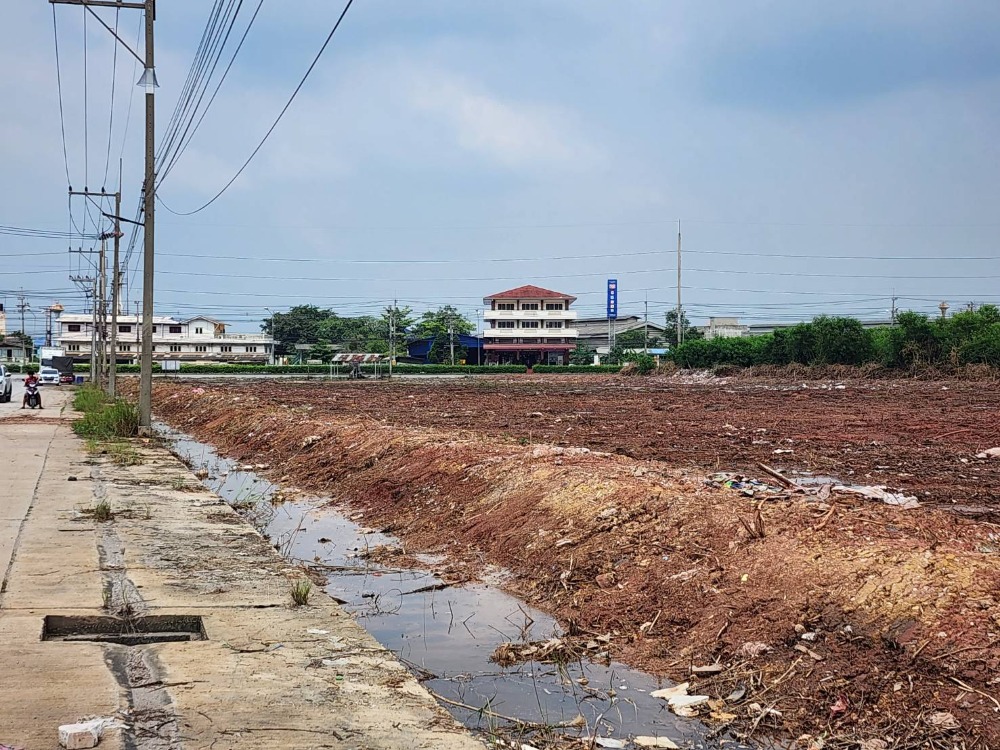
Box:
[42,615,207,646]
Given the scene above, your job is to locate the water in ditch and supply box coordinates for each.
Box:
[162,426,753,750]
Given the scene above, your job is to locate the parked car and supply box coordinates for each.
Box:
[38,367,61,385]
[0,365,12,402]
[59,371,75,385]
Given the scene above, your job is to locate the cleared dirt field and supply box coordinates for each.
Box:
[150,375,1000,748]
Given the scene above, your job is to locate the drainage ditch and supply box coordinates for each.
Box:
[164,426,753,750]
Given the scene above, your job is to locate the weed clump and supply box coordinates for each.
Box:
[92,500,113,523]
[290,579,312,606]
[72,386,139,439]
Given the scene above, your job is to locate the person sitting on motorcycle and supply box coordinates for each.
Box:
[22,370,42,409]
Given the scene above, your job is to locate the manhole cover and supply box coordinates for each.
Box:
[42,615,207,646]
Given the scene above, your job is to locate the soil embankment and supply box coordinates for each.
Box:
[150,378,1000,747]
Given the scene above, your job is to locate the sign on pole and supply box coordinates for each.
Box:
[606,279,618,320]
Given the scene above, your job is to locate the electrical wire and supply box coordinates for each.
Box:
[156,0,265,187]
[0,224,99,240]
[158,0,355,215]
[100,7,120,190]
[51,6,72,188]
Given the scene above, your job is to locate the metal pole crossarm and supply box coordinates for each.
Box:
[101,211,144,227]
[49,0,146,9]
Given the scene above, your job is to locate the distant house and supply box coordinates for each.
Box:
[697,317,749,339]
[576,315,667,354]
[1,336,29,363]
[55,312,275,364]
[406,334,483,365]
[482,285,578,366]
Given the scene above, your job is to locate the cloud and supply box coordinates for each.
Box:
[409,71,601,170]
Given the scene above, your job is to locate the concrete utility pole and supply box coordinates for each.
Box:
[890,293,898,325]
[676,219,683,347]
[448,324,455,366]
[16,292,30,365]
[107,190,122,396]
[644,295,649,355]
[388,299,396,379]
[53,0,156,427]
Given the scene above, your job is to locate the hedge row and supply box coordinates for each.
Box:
[70,363,527,375]
[532,365,622,374]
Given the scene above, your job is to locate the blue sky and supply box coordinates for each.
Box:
[3,0,1000,335]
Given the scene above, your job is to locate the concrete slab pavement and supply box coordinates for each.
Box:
[0,387,484,750]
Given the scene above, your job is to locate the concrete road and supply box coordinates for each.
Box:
[0,387,483,749]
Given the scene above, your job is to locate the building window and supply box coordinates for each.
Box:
[68,324,81,332]
[221,345,232,353]
[496,321,516,329]
[195,327,204,334]
[152,326,157,333]
[170,345,182,352]
[520,303,539,310]
[67,344,81,352]
[151,345,157,352]
[169,326,182,334]
[118,343,132,352]
[195,345,207,353]
[246,346,257,353]
[118,325,132,333]
[545,321,563,328]
[497,302,515,310]
[521,321,539,329]
[545,303,564,310]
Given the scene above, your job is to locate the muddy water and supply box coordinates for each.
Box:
[163,427,751,750]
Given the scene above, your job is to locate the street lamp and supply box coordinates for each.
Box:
[938,301,950,319]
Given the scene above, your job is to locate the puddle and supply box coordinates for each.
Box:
[162,426,752,749]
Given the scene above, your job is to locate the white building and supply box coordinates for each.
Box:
[698,317,749,339]
[54,313,274,364]
[482,285,579,366]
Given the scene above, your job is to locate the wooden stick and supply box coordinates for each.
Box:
[757,462,799,489]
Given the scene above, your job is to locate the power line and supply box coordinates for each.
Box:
[100,6,120,190]
[158,247,1000,265]
[157,0,265,187]
[0,224,99,240]
[158,0,355,215]
[51,6,72,187]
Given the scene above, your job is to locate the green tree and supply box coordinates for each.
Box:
[663,310,703,348]
[411,306,474,364]
[616,327,661,350]
[262,305,332,356]
[410,305,474,340]
[381,305,415,359]
[570,342,596,365]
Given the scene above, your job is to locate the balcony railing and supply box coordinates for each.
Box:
[483,309,577,320]
[485,328,579,338]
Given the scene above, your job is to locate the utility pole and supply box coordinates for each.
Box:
[676,219,683,348]
[53,0,155,428]
[388,299,396,379]
[16,292,30,365]
[106,190,122,396]
[890,292,897,325]
[98,236,108,388]
[448,323,455,366]
[644,295,649,355]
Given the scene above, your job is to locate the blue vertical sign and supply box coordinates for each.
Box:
[606,279,618,320]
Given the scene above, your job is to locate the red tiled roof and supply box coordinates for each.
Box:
[483,285,577,302]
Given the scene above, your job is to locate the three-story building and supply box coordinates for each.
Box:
[482,285,578,366]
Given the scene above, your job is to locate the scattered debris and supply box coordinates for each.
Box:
[590,738,627,749]
[925,711,960,730]
[633,737,680,749]
[58,718,123,749]
[301,435,322,448]
[67,475,77,482]
[737,642,772,659]
[691,663,724,676]
[831,485,920,509]
[650,682,710,716]
[975,447,1000,459]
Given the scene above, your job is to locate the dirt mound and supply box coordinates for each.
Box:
[149,381,1000,747]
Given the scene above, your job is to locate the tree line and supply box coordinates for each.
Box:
[670,307,1000,369]
[262,304,474,363]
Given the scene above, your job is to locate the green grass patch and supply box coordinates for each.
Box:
[72,386,139,440]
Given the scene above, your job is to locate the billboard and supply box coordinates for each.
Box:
[606,279,618,320]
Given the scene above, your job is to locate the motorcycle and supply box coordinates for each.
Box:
[25,382,41,409]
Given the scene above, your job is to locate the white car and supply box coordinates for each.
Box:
[38,367,61,385]
[0,365,11,402]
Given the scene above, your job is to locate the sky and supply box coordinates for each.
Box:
[2,0,1000,336]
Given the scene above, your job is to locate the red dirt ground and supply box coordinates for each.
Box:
[148,375,1000,748]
